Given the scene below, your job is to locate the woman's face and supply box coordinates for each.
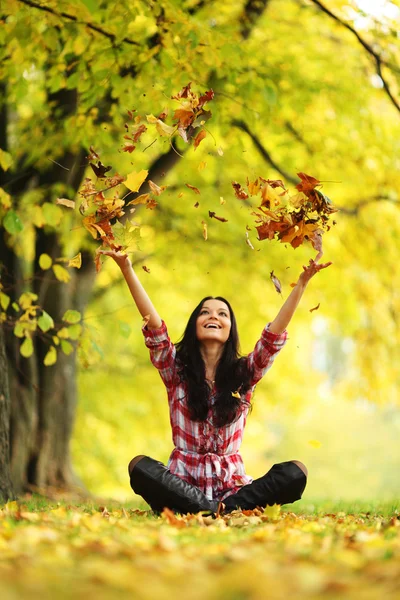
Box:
[195,299,231,345]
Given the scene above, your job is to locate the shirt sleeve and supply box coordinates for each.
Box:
[247,323,288,386]
[142,320,180,390]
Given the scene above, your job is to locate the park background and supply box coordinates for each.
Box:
[1,0,400,507]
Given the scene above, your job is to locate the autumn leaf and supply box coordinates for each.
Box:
[232,182,248,200]
[295,172,321,194]
[309,303,320,313]
[245,231,254,250]
[186,183,200,194]
[142,266,150,273]
[270,270,282,294]
[125,169,148,193]
[68,253,82,269]
[56,198,75,209]
[308,439,322,448]
[127,193,150,206]
[90,161,112,179]
[148,180,167,196]
[194,129,207,150]
[208,211,228,223]
[201,220,208,241]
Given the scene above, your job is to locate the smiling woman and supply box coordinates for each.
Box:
[100,249,331,515]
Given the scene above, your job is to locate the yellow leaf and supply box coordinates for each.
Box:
[198,161,207,171]
[264,504,281,520]
[0,292,10,311]
[125,169,148,193]
[68,253,82,269]
[20,337,33,358]
[0,187,11,209]
[201,220,208,241]
[308,439,322,448]
[232,391,241,398]
[18,292,38,309]
[127,193,150,206]
[57,327,69,339]
[43,346,57,366]
[39,253,52,270]
[146,114,175,137]
[52,264,70,283]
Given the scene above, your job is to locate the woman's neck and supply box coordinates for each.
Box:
[200,342,223,381]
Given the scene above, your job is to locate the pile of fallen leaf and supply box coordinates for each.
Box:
[0,499,400,600]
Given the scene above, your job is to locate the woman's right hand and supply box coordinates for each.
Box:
[98,249,132,273]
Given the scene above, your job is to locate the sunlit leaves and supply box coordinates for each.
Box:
[20,337,33,358]
[52,264,70,283]
[38,311,54,332]
[43,346,57,366]
[62,310,81,324]
[3,210,23,234]
[39,253,52,270]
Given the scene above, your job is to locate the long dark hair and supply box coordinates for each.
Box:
[175,296,253,427]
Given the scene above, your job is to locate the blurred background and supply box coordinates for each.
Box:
[1,0,400,503]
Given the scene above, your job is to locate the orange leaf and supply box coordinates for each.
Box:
[295,172,320,194]
[309,303,320,313]
[186,183,200,194]
[232,181,248,200]
[194,129,207,150]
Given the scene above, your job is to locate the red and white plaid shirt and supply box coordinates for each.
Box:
[142,320,287,501]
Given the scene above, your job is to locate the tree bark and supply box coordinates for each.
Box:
[0,324,13,502]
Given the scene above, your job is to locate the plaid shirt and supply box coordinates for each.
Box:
[142,320,287,501]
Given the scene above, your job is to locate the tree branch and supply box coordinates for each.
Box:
[337,195,398,215]
[308,0,400,115]
[240,0,271,40]
[232,119,298,184]
[17,0,140,48]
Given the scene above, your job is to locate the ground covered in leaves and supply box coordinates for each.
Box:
[0,497,399,600]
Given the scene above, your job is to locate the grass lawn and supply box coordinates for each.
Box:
[0,495,399,600]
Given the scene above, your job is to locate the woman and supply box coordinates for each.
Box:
[103,250,331,515]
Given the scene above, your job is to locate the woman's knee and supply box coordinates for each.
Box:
[291,460,308,478]
[128,455,147,476]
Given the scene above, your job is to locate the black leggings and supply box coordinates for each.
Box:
[130,456,307,514]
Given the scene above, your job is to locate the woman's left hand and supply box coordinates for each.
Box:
[298,252,332,287]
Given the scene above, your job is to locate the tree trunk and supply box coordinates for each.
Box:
[0,324,13,502]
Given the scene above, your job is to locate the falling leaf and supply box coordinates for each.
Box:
[146,198,158,210]
[142,266,151,273]
[232,182,248,200]
[148,180,167,196]
[201,220,208,241]
[56,198,75,209]
[290,282,297,288]
[220,197,225,205]
[90,161,112,179]
[198,161,207,171]
[142,314,150,327]
[194,202,199,208]
[208,211,228,223]
[186,183,200,195]
[270,270,282,294]
[245,231,254,250]
[217,147,224,156]
[309,303,320,313]
[232,391,241,399]
[194,129,207,150]
[125,169,148,193]
[295,172,321,194]
[127,193,150,206]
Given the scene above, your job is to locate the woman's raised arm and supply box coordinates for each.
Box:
[268,253,332,335]
[100,251,162,329]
